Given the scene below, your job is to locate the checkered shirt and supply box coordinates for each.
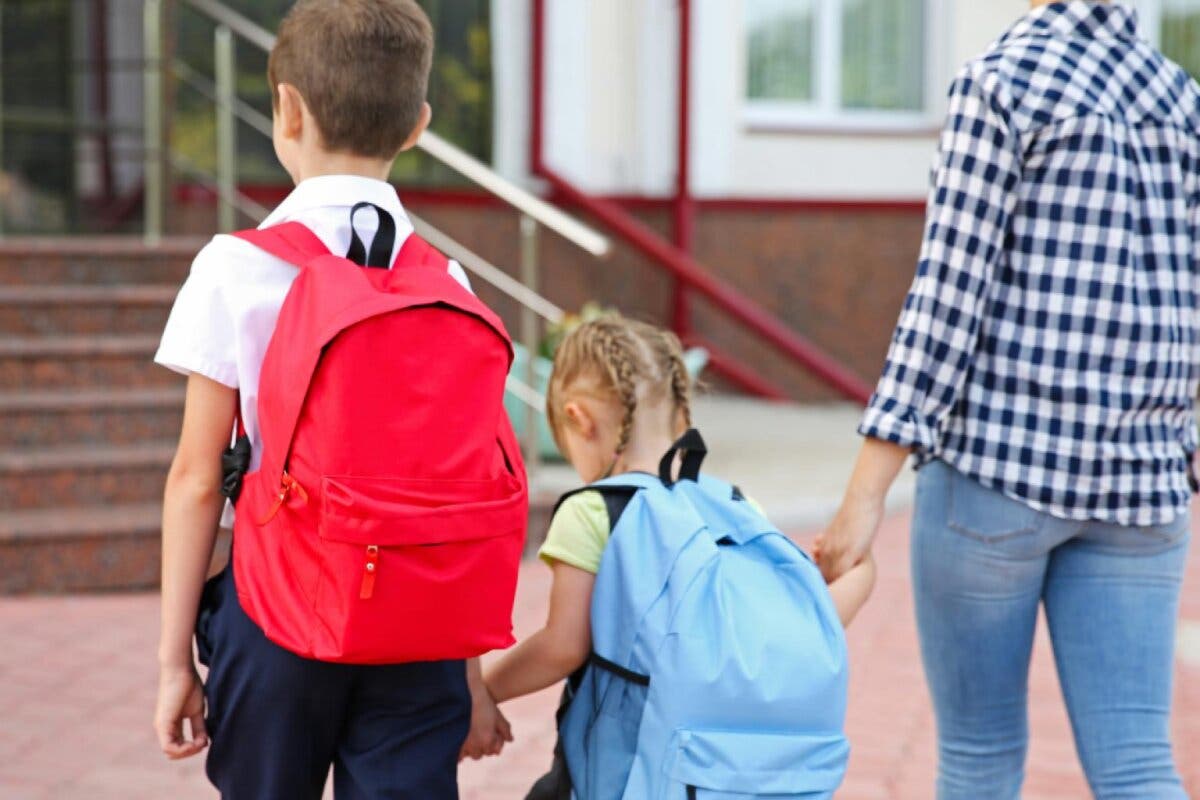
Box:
[860,1,1200,525]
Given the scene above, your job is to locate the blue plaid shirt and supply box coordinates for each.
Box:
[861,1,1200,525]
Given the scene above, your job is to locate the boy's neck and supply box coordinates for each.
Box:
[293,151,396,184]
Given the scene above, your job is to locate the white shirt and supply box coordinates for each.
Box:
[155,176,471,526]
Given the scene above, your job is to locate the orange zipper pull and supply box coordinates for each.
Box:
[359,545,380,600]
[256,471,309,525]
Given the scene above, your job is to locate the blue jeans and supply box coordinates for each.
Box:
[912,460,1190,800]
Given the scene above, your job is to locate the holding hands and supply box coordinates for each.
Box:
[460,659,513,761]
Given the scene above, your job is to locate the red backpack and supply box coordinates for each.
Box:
[227,221,528,664]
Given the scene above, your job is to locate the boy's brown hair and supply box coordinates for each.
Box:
[268,0,434,159]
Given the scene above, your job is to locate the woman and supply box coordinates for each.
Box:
[818,2,1195,798]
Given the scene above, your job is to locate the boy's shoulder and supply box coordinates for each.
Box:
[186,232,299,290]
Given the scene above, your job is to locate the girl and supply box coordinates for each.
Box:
[480,315,875,798]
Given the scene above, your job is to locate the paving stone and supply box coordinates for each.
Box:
[2,506,1194,798]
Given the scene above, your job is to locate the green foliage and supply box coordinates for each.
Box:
[1163,9,1200,83]
[172,0,493,186]
[539,302,617,360]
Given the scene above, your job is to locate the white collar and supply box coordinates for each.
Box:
[260,175,411,229]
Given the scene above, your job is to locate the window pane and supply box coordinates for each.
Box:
[841,0,925,111]
[746,0,817,101]
[1162,0,1200,81]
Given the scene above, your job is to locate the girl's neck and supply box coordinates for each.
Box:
[611,431,678,478]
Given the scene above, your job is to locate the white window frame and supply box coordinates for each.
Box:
[742,0,949,132]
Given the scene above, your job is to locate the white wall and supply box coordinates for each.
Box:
[503,0,1041,200]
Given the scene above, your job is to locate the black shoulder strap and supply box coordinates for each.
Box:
[346,202,397,269]
[552,484,640,531]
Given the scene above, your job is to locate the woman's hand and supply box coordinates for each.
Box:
[816,491,885,583]
[816,437,908,582]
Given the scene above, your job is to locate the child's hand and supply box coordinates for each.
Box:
[459,686,513,761]
[154,664,208,759]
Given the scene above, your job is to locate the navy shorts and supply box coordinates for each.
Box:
[196,567,471,800]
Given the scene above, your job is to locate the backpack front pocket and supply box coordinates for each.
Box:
[662,729,848,800]
[312,473,527,662]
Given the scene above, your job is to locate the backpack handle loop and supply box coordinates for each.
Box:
[658,428,707,486]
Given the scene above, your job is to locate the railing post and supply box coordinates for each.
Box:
[214,25,237,232]
[143,0,165,243]
[519,214,543,478]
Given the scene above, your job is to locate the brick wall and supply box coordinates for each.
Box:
[409,200,925,402]
[171,196,926,401]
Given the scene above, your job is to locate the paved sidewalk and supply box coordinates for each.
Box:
[1,509,1197,799]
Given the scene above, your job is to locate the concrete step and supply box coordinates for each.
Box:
[0,334,177,390]
[0,503,167,593]
[0,238,200,285]
[0,388,184,448]
[0,442,174,510]
[0,285,177,335]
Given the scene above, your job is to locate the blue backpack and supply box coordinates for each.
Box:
[558,430,850,800]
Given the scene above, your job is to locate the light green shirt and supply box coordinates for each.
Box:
[538,489,765,575]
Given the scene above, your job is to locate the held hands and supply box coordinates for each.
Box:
[814,490,885,583]
[154,663,209,760]
[459,683,513,762]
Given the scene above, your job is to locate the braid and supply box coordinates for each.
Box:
[663,331,693,430]
[546,314,694,456]
[596,322,641,454]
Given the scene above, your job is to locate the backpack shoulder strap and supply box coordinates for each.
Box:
[393,232,451,271]
[552,483,641,530]
[232,221,330,267]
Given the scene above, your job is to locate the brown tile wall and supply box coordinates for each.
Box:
[167,198,926,401]
[408,201,925,402]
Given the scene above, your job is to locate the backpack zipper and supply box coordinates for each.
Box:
[359,545,380,599]
[256,471,309,525]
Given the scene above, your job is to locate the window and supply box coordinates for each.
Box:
[744,0,932,129]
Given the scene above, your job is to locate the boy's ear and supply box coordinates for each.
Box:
[563,401,596,439]
[275,82,305,141]
[398,102,432,152]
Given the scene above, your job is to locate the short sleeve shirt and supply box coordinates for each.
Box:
[155,176,471,527]
[539,489,765,575]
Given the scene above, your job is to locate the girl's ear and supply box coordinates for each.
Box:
[275,83,305,141]
[563,400,596,440]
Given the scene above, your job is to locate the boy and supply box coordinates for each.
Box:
[152,2,507,797]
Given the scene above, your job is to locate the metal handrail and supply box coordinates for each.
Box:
[179,0,609,258]
[159,0,565,447]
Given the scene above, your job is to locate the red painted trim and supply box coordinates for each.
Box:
[686,336,789,401]
[541,166,874,405]
[691,196,926,214]
[526,2,873,403]
[745,123,941,139]
[552,193,927,214]
[671,0,694,337]
[172,182,926,215]
[93,0,115,202]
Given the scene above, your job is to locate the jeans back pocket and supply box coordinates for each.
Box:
[946,464,1043,542]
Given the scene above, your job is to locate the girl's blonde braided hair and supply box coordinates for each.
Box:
[546,314,692,456]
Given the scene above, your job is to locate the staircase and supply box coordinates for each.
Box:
[0,238,200,593]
